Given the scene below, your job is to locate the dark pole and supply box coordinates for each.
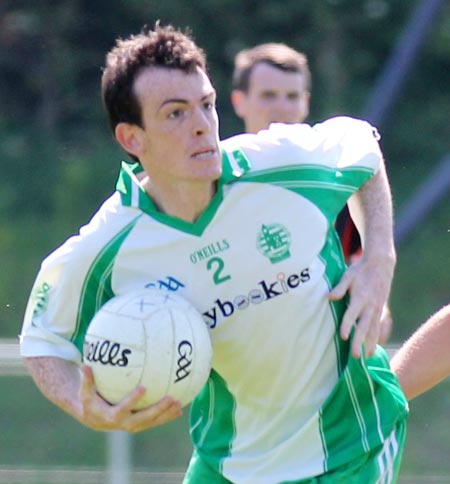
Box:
[362,0,446,127]
[361,0,448,246]
[394,154,450,246]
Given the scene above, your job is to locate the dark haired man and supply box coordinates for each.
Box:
[21,24,407,483]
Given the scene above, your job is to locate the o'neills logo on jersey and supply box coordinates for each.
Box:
[189,239,230,264]
[203,267,310,329]
[256,224,291,263]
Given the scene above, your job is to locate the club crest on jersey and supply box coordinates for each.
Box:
[256,224,291,263]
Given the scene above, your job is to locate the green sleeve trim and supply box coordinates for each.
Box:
[242,164,374,224]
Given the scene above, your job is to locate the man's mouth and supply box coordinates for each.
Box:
[192,148,216,160]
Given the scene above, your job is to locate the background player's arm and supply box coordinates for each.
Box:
[390,304,450,400]
[24,356,182,432]
[330,161,396,357]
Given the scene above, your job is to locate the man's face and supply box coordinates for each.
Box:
[131,66,221,186]
[232,62,310,133]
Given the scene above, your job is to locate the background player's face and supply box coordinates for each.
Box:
[232,62,310,133]
[132,66,221,186]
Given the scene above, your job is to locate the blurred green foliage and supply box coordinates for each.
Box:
[1,0,448,337]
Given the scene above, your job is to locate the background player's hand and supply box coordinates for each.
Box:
[328,253,395,358]
[78,365,183,432]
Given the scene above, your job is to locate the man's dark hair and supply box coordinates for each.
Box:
[232,43,311,93]
[101,23,207,136]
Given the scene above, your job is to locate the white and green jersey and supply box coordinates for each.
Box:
[20,116,408,483]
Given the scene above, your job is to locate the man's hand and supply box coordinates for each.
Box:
[25,356,182,432]
[337,159,396,358]
[78,365,182,432]
[328,252,395,358]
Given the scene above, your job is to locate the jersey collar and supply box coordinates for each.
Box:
[115,149,251,235]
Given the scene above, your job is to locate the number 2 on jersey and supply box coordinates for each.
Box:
[207,257,231,285]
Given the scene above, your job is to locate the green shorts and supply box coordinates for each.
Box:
[183,420,406,484]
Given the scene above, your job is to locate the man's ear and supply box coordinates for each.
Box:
[115,122,144,158]
[231,90,247,119]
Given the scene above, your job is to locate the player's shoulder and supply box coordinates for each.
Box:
[313,115,381,142]
[220,116,380,173]
[220,123,321,172]
[41,192,138,272]
[221,122,317,152]
[221,116,378,150]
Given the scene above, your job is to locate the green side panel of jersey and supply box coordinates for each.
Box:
[318,348,409,473]
[316,227,408,474]
[190,369,236,474]
[242,165,374,224]
[319,226,349,376]
[71,215,142,352]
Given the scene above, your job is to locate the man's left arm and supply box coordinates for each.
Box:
[329,160,396,358]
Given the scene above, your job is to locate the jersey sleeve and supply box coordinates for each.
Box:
[312,116,382,173]
[220,116,383,224]
[19,194,128,363]
[20,235,93,363]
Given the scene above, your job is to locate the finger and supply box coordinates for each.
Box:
[365,315,381,356]
[142,400,183,428]
[351,309,372,358]
[116,385,147,411]
[328,276,351,301]
[378,307,393,345]
[351,307,378,358]
[80,364,94,381]
[117,392,176,420]
[364,338,376,358]
[138,395,182,418]
[79,365,113,408]
[378,316,392,345]
[79,365,96,400]
[126,397,183,432]
[339,302,361,341]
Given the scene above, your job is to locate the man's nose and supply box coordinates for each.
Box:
[193,108,211,135]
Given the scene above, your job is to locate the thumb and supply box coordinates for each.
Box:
[79,365,95,393]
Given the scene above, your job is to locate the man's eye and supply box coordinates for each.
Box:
[168,109,182,119]
[260,92,276,100]
[203,101,214,110]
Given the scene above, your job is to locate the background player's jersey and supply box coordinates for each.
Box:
[20,117,408,483]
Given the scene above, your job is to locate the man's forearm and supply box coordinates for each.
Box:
[25,356,84,421]
[348,162,396,266]
[24,355,184,432]
[391,304,450,400]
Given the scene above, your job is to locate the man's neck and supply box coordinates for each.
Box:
[140,175,217,223]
